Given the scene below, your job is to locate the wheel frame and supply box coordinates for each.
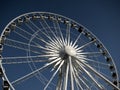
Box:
[0,12,119,90]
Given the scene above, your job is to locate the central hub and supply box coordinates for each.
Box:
[64,46,76,56]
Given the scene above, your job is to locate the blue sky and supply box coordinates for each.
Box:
[0,0,120,89]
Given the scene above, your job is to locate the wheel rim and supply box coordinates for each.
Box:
[0,12,119,90]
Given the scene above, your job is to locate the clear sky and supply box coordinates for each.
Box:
[0,0,120,89]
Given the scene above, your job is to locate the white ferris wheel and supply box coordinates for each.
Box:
[0,12,119,90]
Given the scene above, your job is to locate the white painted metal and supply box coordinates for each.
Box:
[0,12,119,90]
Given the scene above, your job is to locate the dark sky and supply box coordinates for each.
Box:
[0,0,120,89]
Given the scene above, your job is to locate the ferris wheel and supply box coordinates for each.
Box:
[0,12,119,90]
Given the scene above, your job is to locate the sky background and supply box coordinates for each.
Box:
[0,0,120,89]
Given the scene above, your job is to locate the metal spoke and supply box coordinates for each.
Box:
[72,32,82,47]
[25,23,36,33]
[4,38,49,54]
[66,23,71,45]
[30,21,52,41]
[11,58,57,85]
[69,56,74,90]
[79,71,94,89]
[76,60,103,89]
[14,27,50,47]
[53,16,65,45]
[11,65,47,85]
[73,67,90,89]
[72,64,84,90]
[2,55,56,64]
[56,70,62,90]
[77,51,102,55]
[40,17,58,41]
[44,60,64,90]
[16,26,32,39]
[76,56,109,68]
[75,56,120,90]
[76,40,96,51]
[14,26,50,47]
[63,61,69,90]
